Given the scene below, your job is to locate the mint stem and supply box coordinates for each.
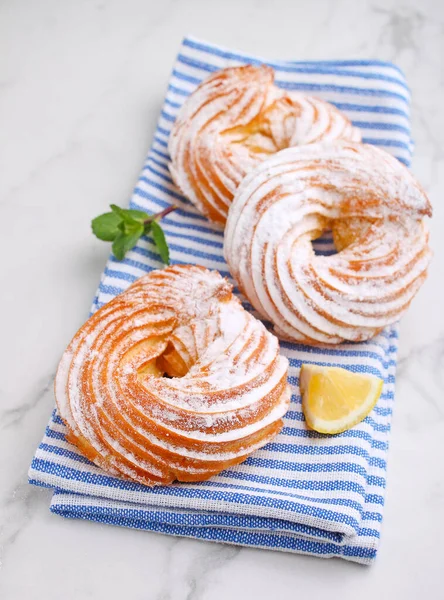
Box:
[143,205,177,225]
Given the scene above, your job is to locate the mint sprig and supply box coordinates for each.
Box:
[91,205,177,263]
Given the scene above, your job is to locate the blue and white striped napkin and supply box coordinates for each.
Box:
[29,36,413,565]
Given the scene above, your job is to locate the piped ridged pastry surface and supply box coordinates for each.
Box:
[55,265,290,486]
[168,65,361,225]
[224,141,432,345]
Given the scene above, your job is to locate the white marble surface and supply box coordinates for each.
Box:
[1,0,443,597]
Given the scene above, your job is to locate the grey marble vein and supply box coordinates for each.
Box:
[0,374,55,431]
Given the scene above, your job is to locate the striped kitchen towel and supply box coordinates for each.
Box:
[29,36,413,565]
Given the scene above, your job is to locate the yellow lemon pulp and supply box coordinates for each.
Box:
[300,365,383,434]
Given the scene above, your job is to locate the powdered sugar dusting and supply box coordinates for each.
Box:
[224,140,432,345]
[54,265,290,486]
[168,65,361,225]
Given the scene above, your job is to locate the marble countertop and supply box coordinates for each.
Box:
[1,0,443,598]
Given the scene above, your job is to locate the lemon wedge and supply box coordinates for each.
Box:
[300,365,383,434]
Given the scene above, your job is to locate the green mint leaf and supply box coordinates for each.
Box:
[151,221,170,265]
[91,211,122,241]
[122,220,139,235]
[111,222,144,260]
[126,209,148,222]
[110,204,127,219]
[110,204,147,225]
[92,204,175,261]
[116,216,142,236]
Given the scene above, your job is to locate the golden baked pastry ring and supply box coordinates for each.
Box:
[169,65,361,225]
[224,141,432,345]
[55,265,290,485]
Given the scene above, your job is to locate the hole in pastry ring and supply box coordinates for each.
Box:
[55,265,290,486]
[169,65,361,225]
[224,141,433,345]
